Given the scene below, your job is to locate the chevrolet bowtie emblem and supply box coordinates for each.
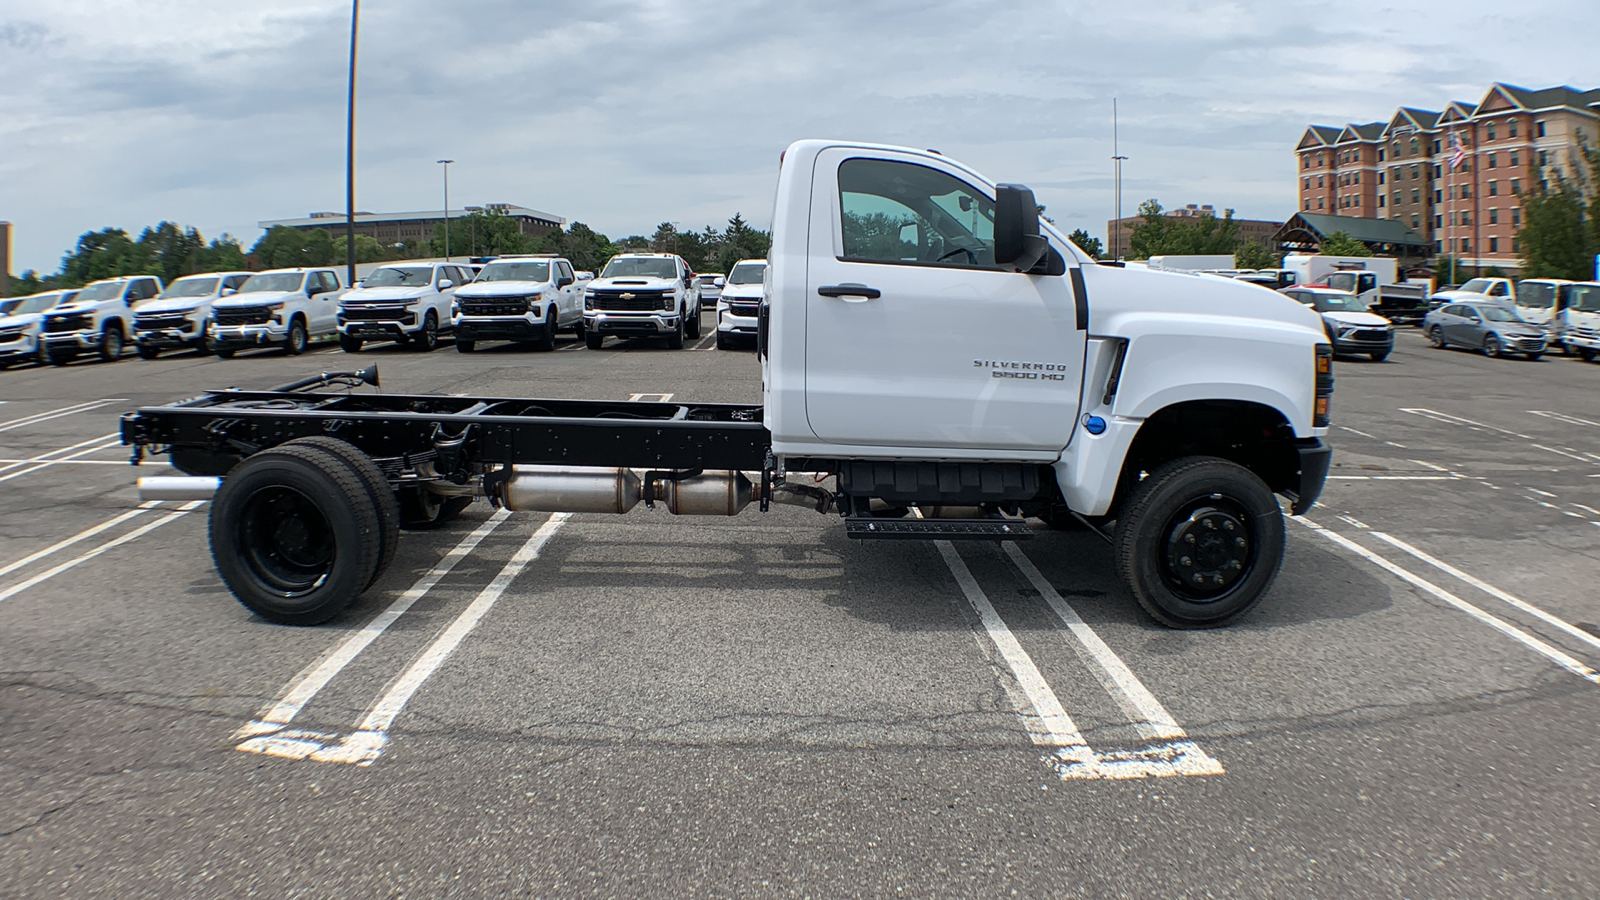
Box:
[619,292,635,299]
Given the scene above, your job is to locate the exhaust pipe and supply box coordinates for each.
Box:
[138,475,221,502]
[496,467,761,517]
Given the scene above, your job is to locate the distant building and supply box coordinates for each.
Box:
[1106,204,1282,260]
[258,203,565,246]
[1295,82,1600,271]
[1273,212,1432,263]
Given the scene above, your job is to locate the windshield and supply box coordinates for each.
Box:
[1475,305,1522,323]
[476,261,550,283]
[1568,285,1600,312]
[727,263,765,285]
[363,266,434,287]
[1460,278,1494,293]
[696,274,721,284]
[76,280,125,302]
[160,277,219,299]
[1515,282,1555,308]
[238,272,305,293]
[1304,292,1365,313]
[601,257,677,279]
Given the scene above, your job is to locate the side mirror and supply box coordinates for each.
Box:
[994,184,1048,273]
[222,288,237,296]
[558,276,574,287]
[438,279,454,289]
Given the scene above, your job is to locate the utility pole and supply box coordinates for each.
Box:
[1112,98,1128,261]
[437,159,454,261]
[344,0,359,287]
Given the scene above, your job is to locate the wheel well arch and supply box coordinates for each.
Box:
[1116,399,1300,503]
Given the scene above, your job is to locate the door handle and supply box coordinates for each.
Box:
[817,283,881,300]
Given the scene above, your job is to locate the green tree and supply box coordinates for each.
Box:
[333,233,391,264]
[1517,145,1596,280]
[431,210,531,258]
[1317,230,1373,257]
[1433,255,1465,285]
[300,228,335,266]
[842,211,917,261]
[195,235,248,272]
[1127,199,1241,258]
[1234,239,1280,269]
[250,226,308,269]
[1067,229,1102,259]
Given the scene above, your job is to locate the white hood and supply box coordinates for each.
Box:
[214,290,298,308]
[1322,310,1392,328]
[456,280,549,299]
[587,276,677,291]
[45,302,98,317]
[342,286,431,304]
[137,296,213,315]
[0,312,44,331]
[719,284,763,301]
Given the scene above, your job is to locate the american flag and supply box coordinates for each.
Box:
[1448,132,1466,170]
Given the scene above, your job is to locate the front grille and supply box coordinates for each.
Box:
[135,314,189,330]
[214,306,274,326]
[726,302,759,317]
[340,306,410,322]
[1516,339,1546,352]
[43,314,92,333]
[0,327,25,340]
[591,291,671,312]
[1574,325,1600,340]
[1350,329,1390,342]
[460,299,528,317]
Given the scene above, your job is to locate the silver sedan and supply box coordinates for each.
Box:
[1422,301,1547,360]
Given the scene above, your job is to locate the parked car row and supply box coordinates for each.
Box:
[0,254,771,368]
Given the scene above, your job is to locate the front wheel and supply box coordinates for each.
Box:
[666,311,685,349]
[1525,352,1543,361]
[716,331,735,350]
[455,338,476,353]
[339,334,363,353]
[99,325,124,362]
[1368,349,1390,362]
[412,311,439,352]
[1579,347,1597,363]
[285,318,309,356]
[1428,326,1447,349]
[1113,457,1285,629]
[533,308,556,352]
[585,332,604,350]
[214,346,236,359]
[1483,334,1502,358]
[686,303,703,339]
[136,343,160,361]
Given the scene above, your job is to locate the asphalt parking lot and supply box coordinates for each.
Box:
[3,320,1599,897]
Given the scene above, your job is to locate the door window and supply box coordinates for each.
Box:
[837,158,996,269]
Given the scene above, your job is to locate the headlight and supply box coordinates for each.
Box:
[661,291,674,311]
[261,301,286,311]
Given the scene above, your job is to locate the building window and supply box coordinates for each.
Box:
[1461,211,1471,225]
[1461,184,1471,199]
[1488,181,1498,196]
[1489,208,1499,224]
[1488,152,1497,169]
[1318,175,1324,188]
[1412,138,1421,154]
[1378,147,1386,161]
[1489,237,1499,253]
[1414,190,1422,203]
[1435,215,1443,229]
[1431,139,1441,153]
[1509,150,1520,167]
[1303,156,1311,169]
[1508,119,1518,137]
[1353,172,1360,185]
[1513,238,1520,252]
[1433,164,1441,178]
[1536,121,1546,137]
[1318,198,1324,209]
[1435,240,1442,253]
[1378,195,1386,208]
[1539,150,1549,166]
[1511,178,1521,195]
[1412,215,1421,228]
[1378,171,1386,185]
[1487,123,1497,141]
[1304,200,1311,210]
[1512,208,1522,226]
[1393,191,1401,205]
[1410,164,1418,180]
[1318,152,1324,166]
[1303,177,1310,190]
[1354,196,1361,208]
[1460,238,1470,253]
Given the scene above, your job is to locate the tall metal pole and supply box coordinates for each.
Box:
[1112,98,1128,261]
[344,0,359,287]
[437,159,454,261]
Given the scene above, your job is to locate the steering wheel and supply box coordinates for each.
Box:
[937,244,978,265]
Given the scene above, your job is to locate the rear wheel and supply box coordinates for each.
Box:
[585,332,605,350]
[1579,347,1597,362]
[209,445,382,625]
[1113,457,1285,628]
[533,307,556,351]
[1526,352,1543,361]
[1368,349,1390,362]
[285,318,309,356]
[456,338,476,353]
[339,334,363,353]
[283,436,400,590]
[412,311,439,352]
[214,346,236,359]
[99,324,124,362]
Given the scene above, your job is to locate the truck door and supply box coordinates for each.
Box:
[802,148,1086,451]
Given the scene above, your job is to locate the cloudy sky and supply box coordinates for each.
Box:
[1,0,1595,274]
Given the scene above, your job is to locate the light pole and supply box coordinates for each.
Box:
[344,0,360,287]
[437,159,454,260]
[1111,97,1128,261]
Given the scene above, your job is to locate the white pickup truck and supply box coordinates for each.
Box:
[452,255,584,352]
[132,271,254,359]
[40,275,163,365]
[582,252,703,349]
[338,262,472,353]
[0,290,76,367]
[124,139,1333,629]
[209,268,345,358]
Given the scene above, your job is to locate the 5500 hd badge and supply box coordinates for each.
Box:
[973,359,1069,381]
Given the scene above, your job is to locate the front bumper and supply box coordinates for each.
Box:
[718,310,759,334]
[211,323,287,346]
[1289,438,1331,515]
[456,315,540,341]
[0,332,39,359]
[135,322,204,347]
[1331,330,1394,355]
[41,330,100,350]
[339,308,420,340]
[584,311,680,336]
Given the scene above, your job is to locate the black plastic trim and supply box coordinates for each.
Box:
[1069,267,1089,331]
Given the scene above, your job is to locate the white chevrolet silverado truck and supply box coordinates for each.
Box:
[582,252,703,349]
[452,255,584,353]
[132,271,254,359]
[123,140,1333,629]
[209,268,344,358]
[715,258,766,349]
[40,275,162,364]
[338,262,471,353]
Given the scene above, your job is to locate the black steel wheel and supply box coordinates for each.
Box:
[1113,456,1285,628]
[209,445,382,625]
[283,437,400,589]
[339,334,363,353]
[413,312,439,352]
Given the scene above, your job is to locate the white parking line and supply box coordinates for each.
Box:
[628,393,674,402]
[939,542,1222,780]
[0,439,123,484]
[1399,408,1532,440]
[0,400,125,434]
[0,502,159,581]
[0,432,120,477]
[1532,444,1597,465]
[239,513,569,766]
[1296,519,1600,685]
[236,510,512,741]
[0,502,202,605]
[1528,410,1600,430]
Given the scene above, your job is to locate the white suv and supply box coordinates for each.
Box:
[715,259,766,350]
[453,255,583,352]
[338,262,469,353]
[210,268,344,358]
[582,252,702,349]
[0,290,76,368]
[40,275,162,365]
[132,271,253,359]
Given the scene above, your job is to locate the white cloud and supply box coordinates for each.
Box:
[0,0,1595,272]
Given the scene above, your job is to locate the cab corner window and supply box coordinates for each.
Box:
[838,158,997,269]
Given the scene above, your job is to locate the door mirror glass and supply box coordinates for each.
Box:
[438,279,454,290]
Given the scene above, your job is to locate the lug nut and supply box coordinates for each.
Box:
[1180,556,1192,566]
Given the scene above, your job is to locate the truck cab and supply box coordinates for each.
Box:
[338,262,470,353]
[1565,282,1600,362]
[1431,276,1515,308]
[1510,278,1572,348]
[209,268,344,357]
[451,255,583,353]
[40,275,162,365]
[132,271,253,359]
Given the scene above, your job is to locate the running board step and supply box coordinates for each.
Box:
[844,518,1033,541]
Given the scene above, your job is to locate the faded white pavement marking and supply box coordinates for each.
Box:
[0,502,160,581]
[939,541,1222,780]
[0,399,124,434]
[235,510,512,741]
[0,432,119,476]
[627,393,674,402]
[238,513,569,766]
[0,439,122,484]
[1399,408,1532,440]
[1529,410,1600,430]
[1297,519,1600,686]
[0,502,202,605]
